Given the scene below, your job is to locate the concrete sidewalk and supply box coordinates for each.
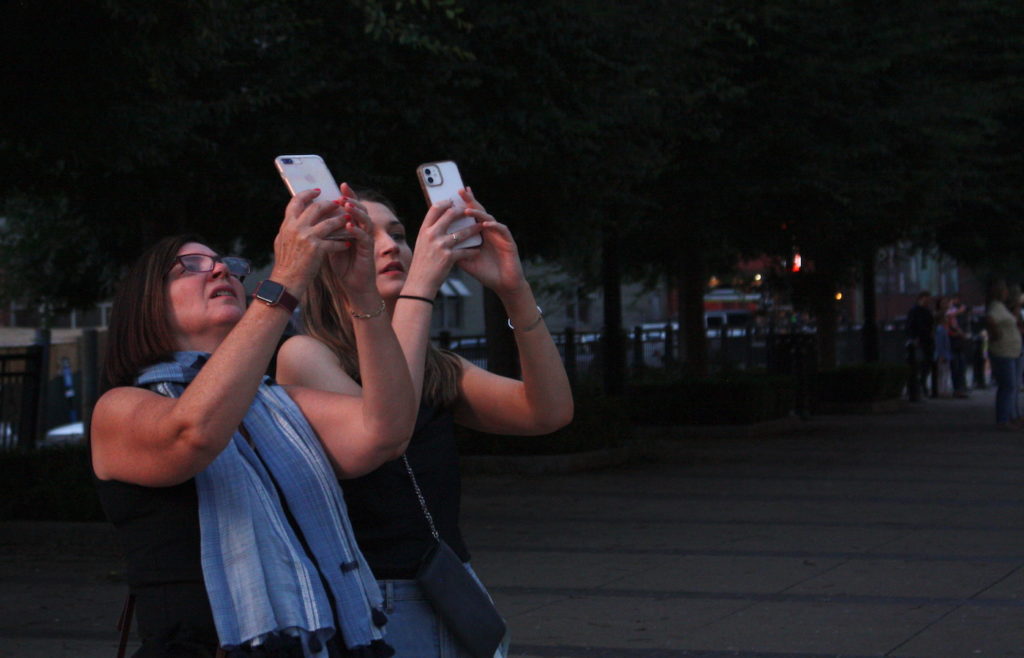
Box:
[2,388,1023,657]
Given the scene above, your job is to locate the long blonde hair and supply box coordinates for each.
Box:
[301,191,463,408]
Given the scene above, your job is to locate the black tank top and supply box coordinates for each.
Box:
[93,475,219,651]
[340,404,470,579]
[94,465,378,657]
[93,403,468,651]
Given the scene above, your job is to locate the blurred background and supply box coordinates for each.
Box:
[1,0,1022,450]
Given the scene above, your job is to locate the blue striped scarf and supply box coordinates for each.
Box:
[137,352,389,657]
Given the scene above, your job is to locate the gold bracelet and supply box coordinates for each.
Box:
[350,299,386,319]
[507,305,544,332]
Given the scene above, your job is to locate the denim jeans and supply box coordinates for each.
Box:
[377,564,509,658]
[990,355,1018,424]
[950,348,967,393]
[1016,355,1023,419]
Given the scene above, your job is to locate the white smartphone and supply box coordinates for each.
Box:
[416,160,482,249]
[274,154,350,240]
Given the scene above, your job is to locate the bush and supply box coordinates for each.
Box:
[0,445,104,521]
[625,372,796,426]
[456,390,631,456]
[5,394,631,519]
[812,362,907,404]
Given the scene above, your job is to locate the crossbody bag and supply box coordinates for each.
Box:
[402,455,506,658]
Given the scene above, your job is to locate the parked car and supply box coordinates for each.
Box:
[705,311,753,338]
[39,421,85,447]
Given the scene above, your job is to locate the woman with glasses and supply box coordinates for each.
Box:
[276,187,573,657]
[90,187,416,657]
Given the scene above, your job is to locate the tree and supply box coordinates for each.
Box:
[0,0,474,310]
[920,2,1024,278]
[4,0,1023,385]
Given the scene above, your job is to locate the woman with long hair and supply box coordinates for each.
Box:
[276,187,573,656]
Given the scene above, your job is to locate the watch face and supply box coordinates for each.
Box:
[254,279,298,314]
[255,280,285,304]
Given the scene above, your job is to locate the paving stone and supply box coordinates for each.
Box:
[2,388,1022,657]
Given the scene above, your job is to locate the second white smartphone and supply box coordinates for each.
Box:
[274,154,350,240]
[416,161,482,249]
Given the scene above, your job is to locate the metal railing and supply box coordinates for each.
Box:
[438,323,947,382]
[0,346,44,450]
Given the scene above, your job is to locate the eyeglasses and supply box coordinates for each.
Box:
[171,253,252,280]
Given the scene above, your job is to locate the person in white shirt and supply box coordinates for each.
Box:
[985,279,1022,429]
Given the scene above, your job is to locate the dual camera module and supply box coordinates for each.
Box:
[421,166,444,187]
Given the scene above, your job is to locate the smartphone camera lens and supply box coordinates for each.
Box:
[281,158,293,165]
[427,176,435,184]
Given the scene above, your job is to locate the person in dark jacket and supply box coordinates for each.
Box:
[906,290,935,400]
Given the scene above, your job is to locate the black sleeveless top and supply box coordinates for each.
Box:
[94,464,372,657]
[93,403,468,653]
[340,404,470,579]
[93,475,219,654]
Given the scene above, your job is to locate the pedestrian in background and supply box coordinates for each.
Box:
[985,279,1021,430]
[945,293,970,398]
[1010,284,1024,419]
[934,296,952,397]
[906,291,935,401]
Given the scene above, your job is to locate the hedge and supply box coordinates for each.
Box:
[456,390,631,456]
[625,372,796,426]
[0,445,104,522]
[811,362,907,404]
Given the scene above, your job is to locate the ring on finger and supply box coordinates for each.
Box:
[450,232,459,243]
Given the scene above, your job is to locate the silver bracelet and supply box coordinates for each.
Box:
[508,305,544,332]
[350,298,386,319]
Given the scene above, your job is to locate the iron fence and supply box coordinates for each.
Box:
[1,324,980,450]
[440,324,963,384]
[0,346,44,450]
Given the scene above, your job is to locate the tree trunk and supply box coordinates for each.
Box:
[861,252,880,363]
[29,326,51,448]
[601,228,626,395]
[679,244,709,377]
[811,274,838,369]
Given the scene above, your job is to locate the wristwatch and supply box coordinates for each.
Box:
[252,280,298,314]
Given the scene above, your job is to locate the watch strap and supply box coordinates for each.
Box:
[253,280,299,314]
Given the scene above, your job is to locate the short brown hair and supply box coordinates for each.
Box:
[100,234,206,390]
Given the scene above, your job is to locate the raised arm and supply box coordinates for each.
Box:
[450,188,573,435]
[91,190,350,486]
[390,200,483,407]
[277,185,418,478]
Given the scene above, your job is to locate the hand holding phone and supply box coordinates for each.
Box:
[275,154,351,241]
[416,161,483,249]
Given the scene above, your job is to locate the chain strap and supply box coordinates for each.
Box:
[402,455,440,542]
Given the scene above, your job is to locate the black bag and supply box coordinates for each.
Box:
[403,456,506,658]
[415,538,507,658]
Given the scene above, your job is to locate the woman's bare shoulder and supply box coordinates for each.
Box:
[277,334,346,388]
[279,334,339,361]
